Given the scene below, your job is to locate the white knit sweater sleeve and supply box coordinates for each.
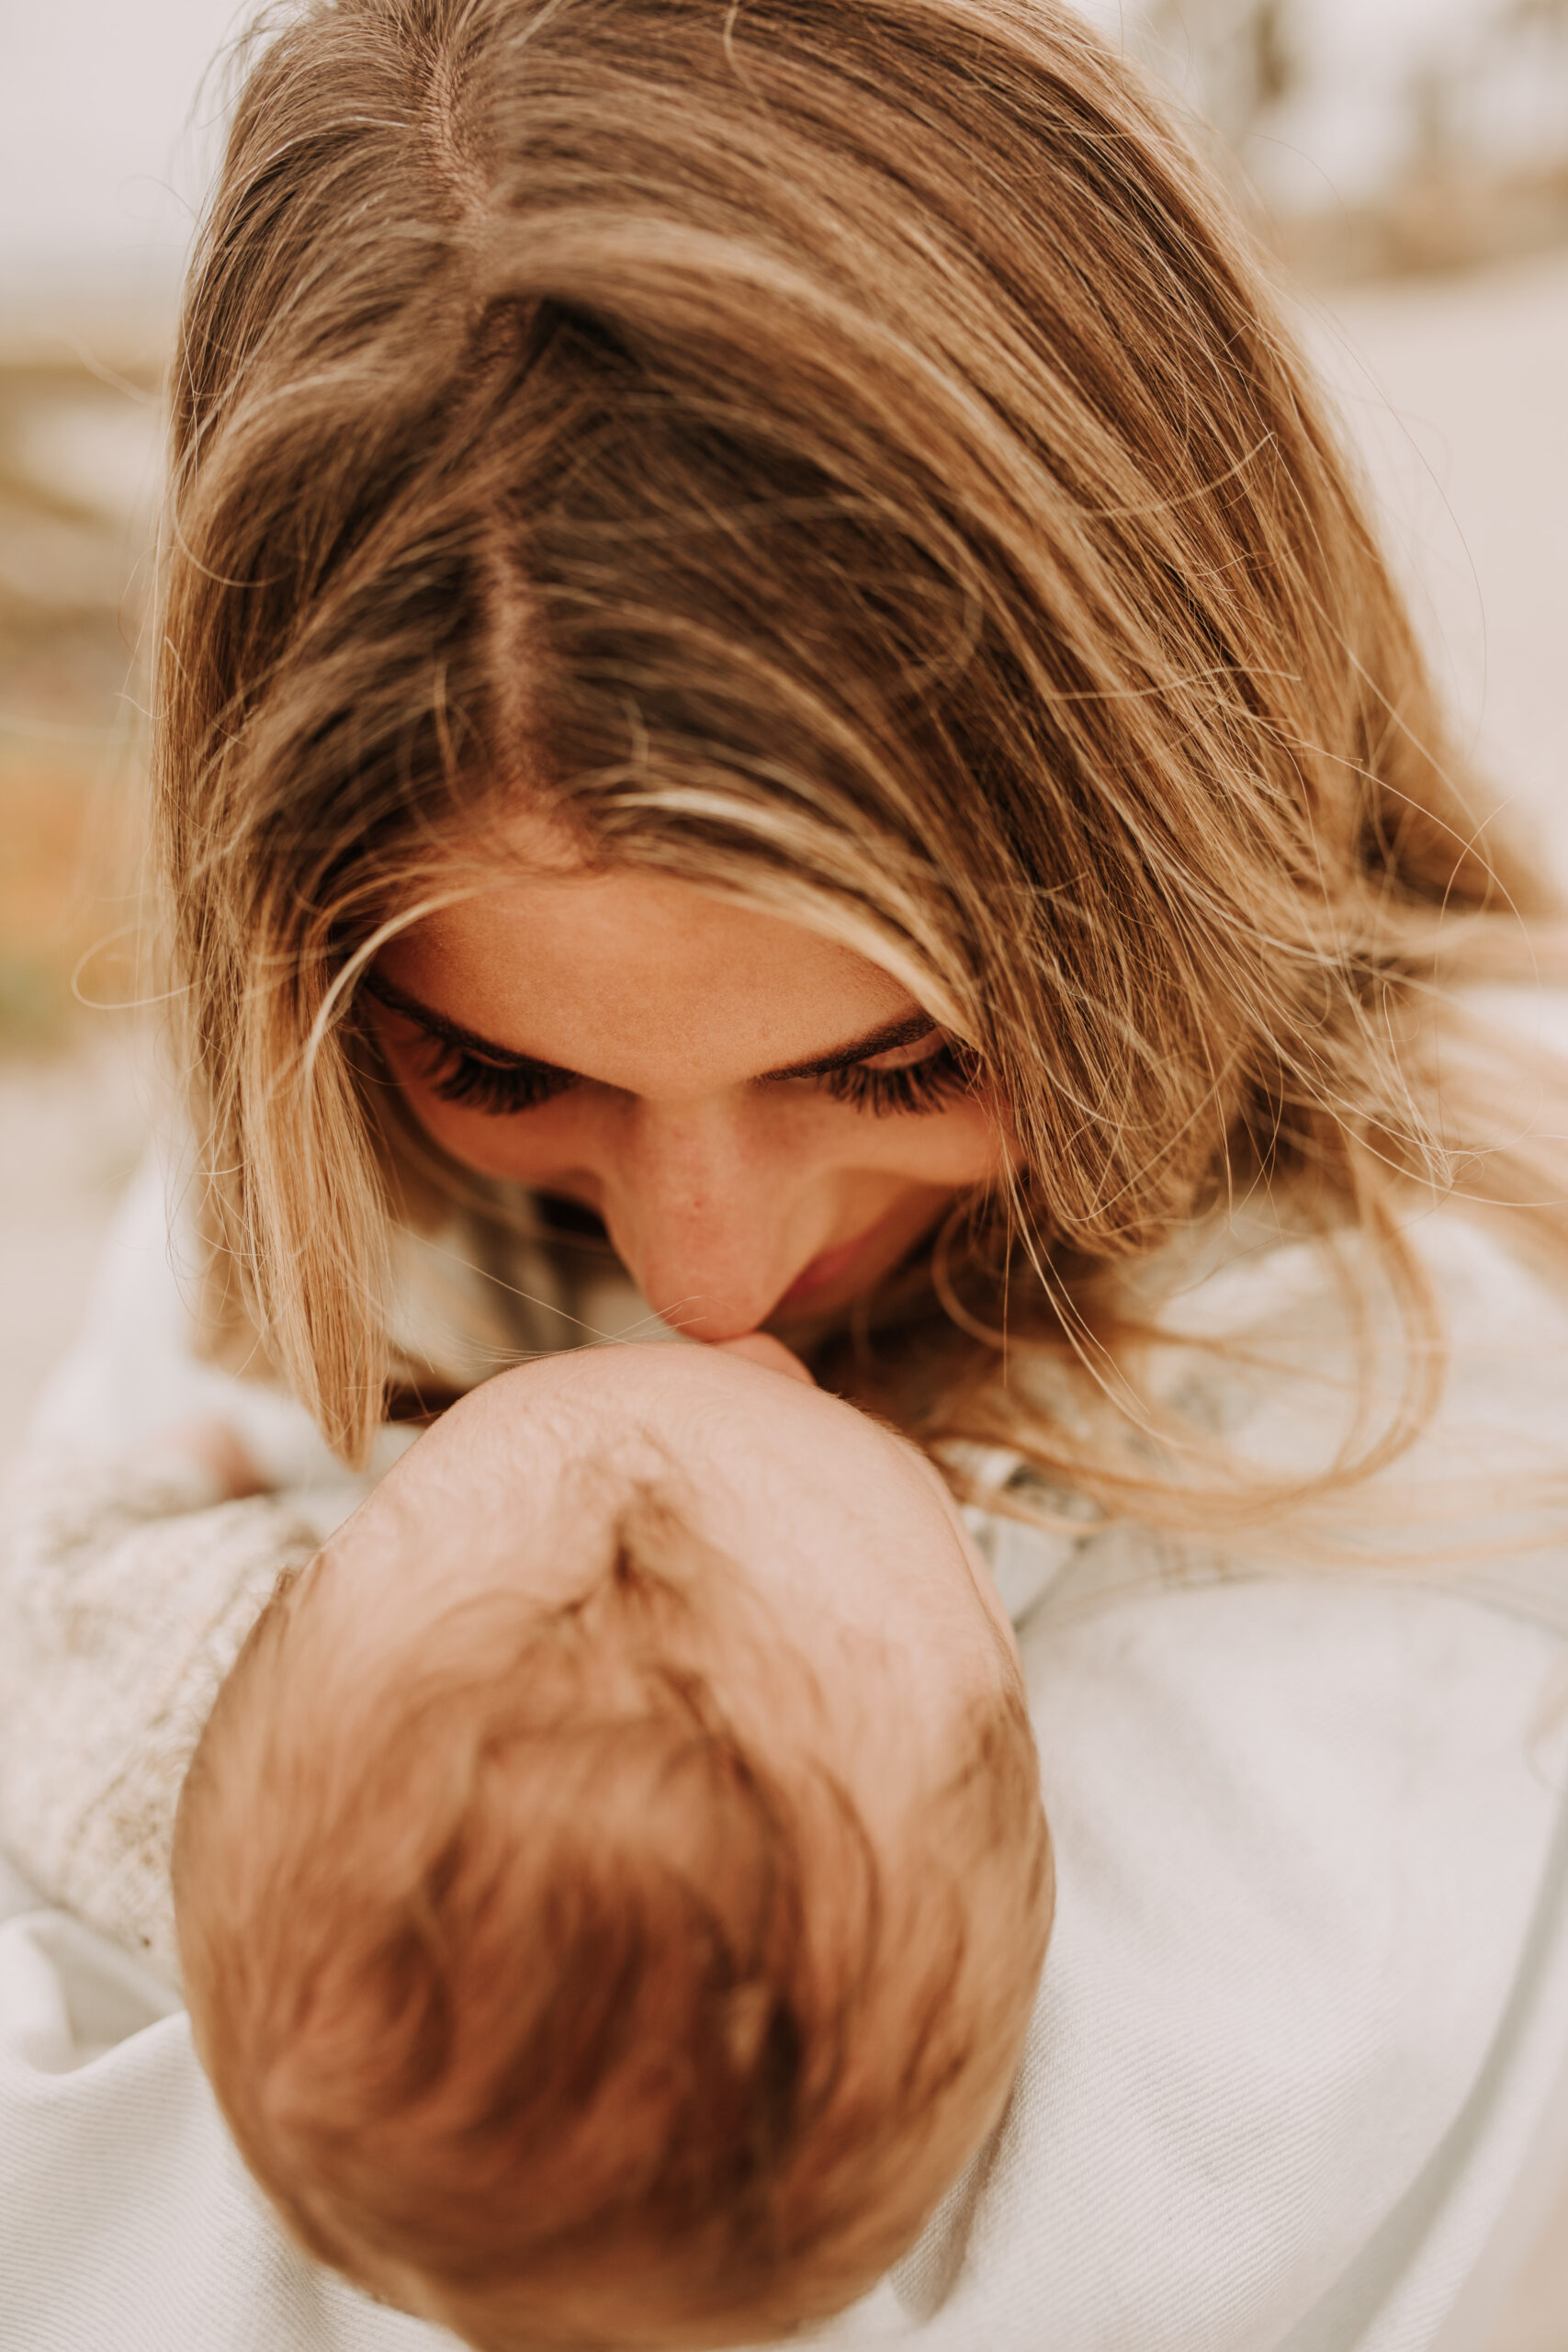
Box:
[0,1451,331,1984]
[0,1145,411,1984]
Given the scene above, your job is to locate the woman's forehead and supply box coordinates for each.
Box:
[376,861,919,1094]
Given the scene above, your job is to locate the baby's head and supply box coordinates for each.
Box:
[174,1343,1051,2350]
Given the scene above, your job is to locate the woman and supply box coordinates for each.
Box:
[5,3,1568,2346]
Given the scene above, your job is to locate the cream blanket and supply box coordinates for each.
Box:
[5,1159,1568,2351]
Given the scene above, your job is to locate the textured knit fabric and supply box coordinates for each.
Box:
[0,1456,350,1983]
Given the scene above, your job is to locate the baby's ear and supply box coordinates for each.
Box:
[712,1336,816,1386]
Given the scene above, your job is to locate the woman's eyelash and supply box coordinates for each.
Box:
[423,1041,577,1116]
[412,1030,977,1119]
[817,1041,978,1117]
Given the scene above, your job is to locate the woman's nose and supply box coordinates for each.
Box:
[593,1099,805,1341]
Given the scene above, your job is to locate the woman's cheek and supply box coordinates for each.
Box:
[403,1087,596,1184]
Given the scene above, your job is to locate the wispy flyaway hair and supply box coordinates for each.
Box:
[157,0,1563,1504]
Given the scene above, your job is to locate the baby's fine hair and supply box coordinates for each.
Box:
[173,1491,1051,2351]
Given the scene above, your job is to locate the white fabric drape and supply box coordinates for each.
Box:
[6,1149,1568,2351]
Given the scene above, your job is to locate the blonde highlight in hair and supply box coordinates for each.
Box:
[158,0,1563,1499]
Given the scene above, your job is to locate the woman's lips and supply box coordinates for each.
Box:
[775,1216,893,1309]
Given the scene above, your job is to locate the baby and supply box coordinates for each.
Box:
[172,1341,1052,2352]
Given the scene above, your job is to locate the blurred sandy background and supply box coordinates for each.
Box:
[2,6,1567,2341]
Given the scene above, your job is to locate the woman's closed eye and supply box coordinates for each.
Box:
[420,1037,578,1116]
[812,1032,979,1116]
[413,1023,979,1119]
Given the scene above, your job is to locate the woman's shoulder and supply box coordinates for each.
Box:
[932,1185,1568,2346]
[25,1142,425,1496]
[1142,1193,1568,1578]
[27,1147,348,1491]
[928,1559,1568,2352]
[951,1183,1568,2344]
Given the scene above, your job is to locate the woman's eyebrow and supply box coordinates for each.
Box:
[362,973,568,1071]
[364,970,935,1081]
[760,1012,936,1080]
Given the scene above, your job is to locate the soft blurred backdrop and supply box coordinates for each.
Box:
[1,15,1566,2332]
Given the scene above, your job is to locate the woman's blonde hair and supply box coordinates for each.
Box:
[157,0,1562,1511]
